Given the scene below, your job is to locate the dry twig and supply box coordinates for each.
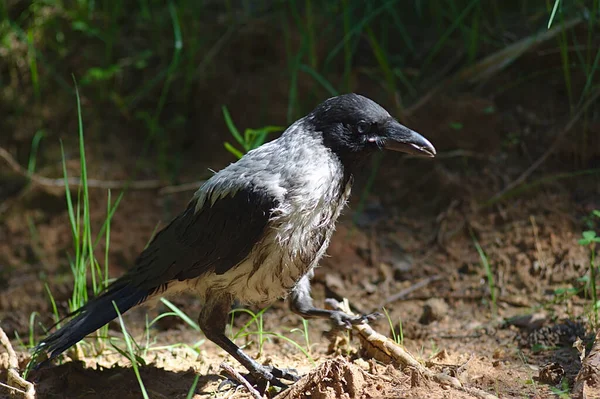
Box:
[219,362,262,399]
[329,299,498,399]
[379,275,443,309]
[0,146,163,190]
[0,327,35,399]
[0,145,209,197]
[573,329,600,399]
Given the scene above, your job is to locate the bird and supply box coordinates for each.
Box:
[33,93,436,386]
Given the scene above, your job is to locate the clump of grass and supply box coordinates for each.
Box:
[290,318,312,356]
[578,211,600,328]
[222,106,284,159]
[34,83,125,365]
[550,379,571,399]
[470,229,497,317]
[14,312,41,351]
[109,299,204,397]
[229,307,315,365]
[157,298,201,331]
[265,329,315,366]
[141,299,204,357]
[382,307,403,345]
[229,307,269,355]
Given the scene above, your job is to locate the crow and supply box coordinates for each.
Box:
[33,93,436,386]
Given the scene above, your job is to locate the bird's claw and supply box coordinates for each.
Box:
[329,310,381,331]
[250,364,300,389]
[219,364,300,392]
[263,365,300,382]
[323,297,381,330]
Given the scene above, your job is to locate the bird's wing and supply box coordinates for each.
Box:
[128,185,277,290]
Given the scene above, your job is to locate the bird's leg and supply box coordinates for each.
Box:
[290,275,379,330]
[198,294,299,388]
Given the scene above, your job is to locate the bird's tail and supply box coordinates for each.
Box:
[32,281,150,368]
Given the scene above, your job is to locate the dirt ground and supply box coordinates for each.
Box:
[1,37,600,398]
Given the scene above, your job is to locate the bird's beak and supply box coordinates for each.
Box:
[382,120,436,157]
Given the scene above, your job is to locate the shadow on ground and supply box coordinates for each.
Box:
[30,361,221,399]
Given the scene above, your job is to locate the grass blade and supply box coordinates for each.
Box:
[113,302,149,399]
[547,0,561,28]
[186,374,200,399]
[221,106,245,148]
[470,230,497,316]
[299,64,338,96]
[159,298,201,331]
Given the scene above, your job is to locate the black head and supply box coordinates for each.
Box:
[307,93,436,166]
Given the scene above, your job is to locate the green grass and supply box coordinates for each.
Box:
[549,379,570,398]
[108,300,204,397]
[536,210,600,328]
[229,307,269,355]
[229,307,315,365]
[3,1,597,177]
[547,0,562,29]
[24,83,125,375]
[222,106,284,159]
[290,318,312,357]
[382,307,403,345]
[186,374,201,399]
[470,229,497,317]
[14,312,41,351]
[159,298,201,330]
[578,213,600,328]
[56,82,124,355]
[113,302,150,399]
[26,130,45,175]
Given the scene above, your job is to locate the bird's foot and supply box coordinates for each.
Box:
[219,364,300,392]
[329,310,380,330]
[324,299,381,331]
[261,365,300,383]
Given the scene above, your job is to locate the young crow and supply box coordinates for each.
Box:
[34,93,436,386]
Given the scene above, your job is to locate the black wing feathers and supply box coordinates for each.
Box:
[33,185,276,367]
[129,185,277,288]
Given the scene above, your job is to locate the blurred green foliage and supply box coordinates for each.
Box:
[0,0,598,174]
[222,105,284,158]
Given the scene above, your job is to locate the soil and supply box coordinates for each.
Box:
[1,26,600,399]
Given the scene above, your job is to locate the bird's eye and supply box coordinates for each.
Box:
[357,121,370,134]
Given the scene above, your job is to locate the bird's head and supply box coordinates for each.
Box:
[307,93,436,165]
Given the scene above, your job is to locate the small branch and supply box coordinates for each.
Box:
[330,299,498,399]
[0,327,36,399]
[220,362,262,399]
[573,329,600,399]
[379,275,443,309]
[158,181,206,195]
[0,381,28,395]
[0,146,162,189]
[0,146,208,195]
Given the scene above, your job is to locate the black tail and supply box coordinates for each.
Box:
[33,281,149,368]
